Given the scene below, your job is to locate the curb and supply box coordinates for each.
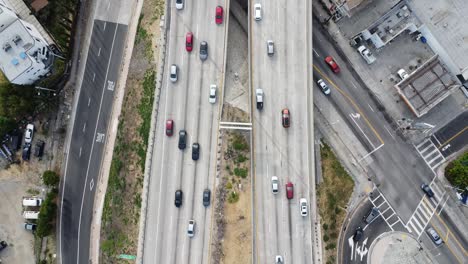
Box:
[136,0,170,262]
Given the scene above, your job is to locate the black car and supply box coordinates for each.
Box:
[199,41,208,61]
[203,188,211,207]
[192,143,200,160]
[178,130,187,150]
[353,226,363,241]
[421,183,434,198]
[34,140,45,158]
[22,144,31,161]
[175,190,183,208]
[0,240,7,251]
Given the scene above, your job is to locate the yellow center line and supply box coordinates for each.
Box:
[313,64,385,145]
[438,126,468,149]
[434,212,468,256]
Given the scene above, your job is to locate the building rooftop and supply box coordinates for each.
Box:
[0,18,36,81]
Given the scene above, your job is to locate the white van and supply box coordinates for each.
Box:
[22,197,42,207]
[23,211,40,220]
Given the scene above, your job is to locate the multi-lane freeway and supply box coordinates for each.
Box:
[251,0,314,263]
[142,0,227,263]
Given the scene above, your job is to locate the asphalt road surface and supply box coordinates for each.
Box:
[432,111,468,157]
[312,15,467,264]
[59,20,127,264]
[142,1,227,263]
[251,0,314,263]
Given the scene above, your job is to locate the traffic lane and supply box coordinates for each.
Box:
[60,20,125,264]
[432,111,468,157]
[430,210,468,263]
[77,21,127,264]
[420,225,464,264]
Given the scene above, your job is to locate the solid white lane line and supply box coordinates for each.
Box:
[312,49,320,57]
[76,24,119,264]
[98,48,101,57]
[79,147,82,157]
[92,73,96,82]
[88,97,91,106]
[349,114,376,149]
[368,103,374,112]
[83,123,86,133]
[384,125,395,140]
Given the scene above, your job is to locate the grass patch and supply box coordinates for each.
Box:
[137,70,156,170]
[317,142,354,264]
[231,134,248,151]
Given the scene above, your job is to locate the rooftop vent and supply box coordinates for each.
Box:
[3,42,11,52]
[12,35,21,45]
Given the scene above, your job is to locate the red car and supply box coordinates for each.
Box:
[325,56,340,73]
[215,6,223,24]
[286,182,294,199]
[166,119,174,136]
[282,108,290,128]
[186,32,193,52]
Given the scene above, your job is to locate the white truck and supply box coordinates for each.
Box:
[256,89,264,110]
[357,45,376,64]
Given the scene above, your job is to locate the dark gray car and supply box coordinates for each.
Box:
[175,190,183,208]
[199,41,208,61]
[203,188,211,206]
[178,130,187,150]
[364,207,380,224]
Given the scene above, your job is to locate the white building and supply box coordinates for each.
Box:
[0,1,53,85]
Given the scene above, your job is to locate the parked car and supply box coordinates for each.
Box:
[34,140,45,158]
[215,6,223,24]
[24,223,37,231]
[397,69,409,80]
[178,130,187,149]
[353,226,363,241]
[317,79,331,95]
[286,182,293,199]
[192,143,200,160]
[254,3,262,21]
[300,198,308,216]
[24,123,34,144]
[426,227,443,245]
[175,0,183,10]
[199,41,208,61]
[175,189,183,207]
[281,108,290,128]
[364,207,380,224]
[275,255,283,263]
[166,119,174,136]
[170,64,178,82]
[325,56,340,73]
[186,32,193,52]
[357,45,376,64]
[187,220,196,237]
[421,183,434,198]
[209,85,217,103]
[267,40,274,56]
[22,144,31,161]
[22,197,42,207]
[256,89,264,110]
[271,176,279,194]
[203,188,211,206]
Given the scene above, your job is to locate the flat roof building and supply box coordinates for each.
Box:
[0,1,53,85]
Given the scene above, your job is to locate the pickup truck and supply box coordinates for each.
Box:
[256,89,264,110]
[357,45,376,64]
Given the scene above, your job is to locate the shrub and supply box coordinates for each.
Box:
[36,190,58,238]
[445,152,468,193]
[323,234,329,242]
[236,155,248,163]
[227,191,239,203]
[226,182,233,190]
[234,168,248,178]
[42,170,60,187]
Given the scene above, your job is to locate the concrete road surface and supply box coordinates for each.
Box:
[59,0,131,263]
[142,0,227,263]
[251,0,314,263]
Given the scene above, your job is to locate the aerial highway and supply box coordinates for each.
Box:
[59,0,132,263]
[251,0,314,263]
[142,0,227,263]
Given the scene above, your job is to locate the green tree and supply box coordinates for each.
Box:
[36,190,58,238]
[42,170,60,187]
[445,152,468,193]
[0,116,15,136]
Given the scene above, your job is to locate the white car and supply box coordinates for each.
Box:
[187,219,195,237]
[300,198,308,216]
[24,123,34,144]
[317,79,330,95]
[267,40,274,56]
[175,0,183,10]
[275,255,283,263]
[254,3,262,21]
[397,69,409,80]
[170,64,178,82]
[271,176,279,194]
[209,84,217,104]
[357,45,376,64]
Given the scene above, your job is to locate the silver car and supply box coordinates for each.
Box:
[187,220,196,237]
[267,40,274,56]
[271,176,279,194]
[317,79,330,95]
[254,3,262,21]
[426,227,443,245]
[200,41,208,61]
